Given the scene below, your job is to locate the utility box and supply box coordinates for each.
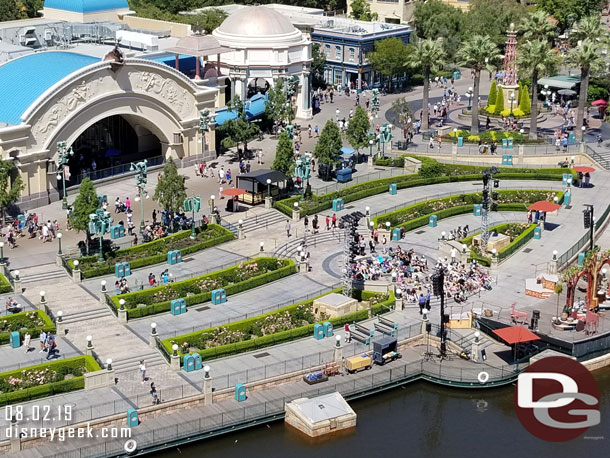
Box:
[389,184,397,195]
[429,215,437,227]
[332,198,344,212]
[345,354,372,373]
[211,288,227,305]
[167,250,182,265]
[9,331,19,348]
[170,298,187,315]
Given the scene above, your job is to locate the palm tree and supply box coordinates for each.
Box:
[457,35,501,135]
[567,39,604,141]
[517,10,557,42]
[516,39,559,140]
[571,15,605,43]
[407,38,446,132]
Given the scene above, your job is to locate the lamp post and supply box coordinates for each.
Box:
[541,85,551,108]
[88,208,113,263]
[183,196,202,240]
[509,92,516,118]
[581,125,586,147]
[466,87,473,111]
[259,241,264,252]
[369,138,374,160]
[453,127,458,145]
[57,232,62,255]
[266,178,271,198]
[130,160,148,233]
[210,195,215,214]
[199,109,214,163]
[0,241,4,263]
[56,141,74,210]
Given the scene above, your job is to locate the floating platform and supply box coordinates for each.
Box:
[285,392,356,438]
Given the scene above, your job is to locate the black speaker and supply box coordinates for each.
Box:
[443,314,450,323]
[425,323,432,333]
[481,348,487,361]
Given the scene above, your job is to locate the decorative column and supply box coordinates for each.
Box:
[499,23,519,109]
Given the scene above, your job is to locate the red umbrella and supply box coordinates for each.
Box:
[527,201,561,212]
[221,188,246,197]
[493,325,540,345]
[591,99,608,107]
[573,166,595,173]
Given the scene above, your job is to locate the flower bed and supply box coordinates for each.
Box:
[0,273,11,294]
[0,310,55,345]
[68,224,234,279]
[0,356,101,406]
[275,155,573,218]
[114,258,297,319]
[460,223,537,266]
[162,289,394,364]
[373,190,563,231]
[446,129,547,144]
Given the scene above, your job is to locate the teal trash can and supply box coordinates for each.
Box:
[323,321,333,337]
[313,323,324,340]
[453,70,461,81]
[9,331,19,348]
[127,409,139,427]
[235,384,247,402]
[562,173,569,185]
[508,138,514,149]
[392,228,401,241]
[473,204,482,216]
[534,227,542,239]
[429,215,437,227]
[568,132,576,144]
[502,138,508,149]
[457,136,463,147]
[389,184,397,195]
[578,252,586,266]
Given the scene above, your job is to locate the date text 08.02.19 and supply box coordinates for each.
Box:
[4,405,72,422]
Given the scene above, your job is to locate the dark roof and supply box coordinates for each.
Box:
[237,169,288,185]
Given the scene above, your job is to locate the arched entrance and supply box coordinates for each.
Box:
[224,77,232,103]
[247,77,270,98]
[67,115,162,186]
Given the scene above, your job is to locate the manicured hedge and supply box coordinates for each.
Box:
[162,290,395,364]
[68,224,234,278]
[0,273,11,294]
[0,310,55,345]
[460,223,537,266]
[275,155,573,217]
[373,190,563,230]
[0,356,100,406]
[115,258,297,319]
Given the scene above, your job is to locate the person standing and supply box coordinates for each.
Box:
[152,209,157,224]
[344,323,351,343]
[331,213,337,229]
[285,220,291,238]
[41,223,49,243]
[125,197,131,212]
[418,294,426,315]
[451,247,457,265]
[23,332,31,353]
[46,335,57,360]
[304,215,309,233]
[139,360,147,384]
[150,382,159,405]
[325,215,330,231]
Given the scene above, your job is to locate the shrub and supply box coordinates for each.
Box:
[0,310,55,345]
[494,86,505,114]
[0,356,100,406]
[373,190,563,229]
[116,258,296,318]
[461,223,537,265]
[274,154,573,217]
[0,274,11,294]
[68,225,234,278]
[163,289,395,364]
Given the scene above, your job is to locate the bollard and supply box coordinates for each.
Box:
[149,323,157,349]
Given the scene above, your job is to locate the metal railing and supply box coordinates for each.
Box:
[311,167,406,195]
[66,156,165,187]
[585,144,610,170]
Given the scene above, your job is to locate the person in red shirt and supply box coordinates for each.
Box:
[332,213,337,228]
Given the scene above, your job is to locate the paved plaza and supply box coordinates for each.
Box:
[1,68,609,457]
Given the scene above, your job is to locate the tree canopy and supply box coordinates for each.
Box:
[368,38,410,90]
[217,95,260,151]
[153,158,187,214]
[413,0,464,59]
[312,43,327,88]
[265,78,294,124]
[349,0,378,21]
[272,130,295,176]
[346,106,370,152]
[0,161,23,223]
[70,178,98,235]
[535,0,605,30]
[313,121,342,174]
[185,8,228,34]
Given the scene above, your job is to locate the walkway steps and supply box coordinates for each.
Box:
[222,210,287,236]
[62,307,110,325]
[112,352,167,374]
[15,265,66,285]
[273,230,345,258]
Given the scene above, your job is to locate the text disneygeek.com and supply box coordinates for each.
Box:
[5,423,131,441]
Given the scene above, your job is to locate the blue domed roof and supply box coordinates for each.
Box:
[0,52,98,125]
[44,0,128,13]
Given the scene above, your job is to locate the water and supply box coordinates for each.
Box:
[156,368,609,458]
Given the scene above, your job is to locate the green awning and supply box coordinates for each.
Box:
[537,75,580,90]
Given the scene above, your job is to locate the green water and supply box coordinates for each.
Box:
[155,368,609,458]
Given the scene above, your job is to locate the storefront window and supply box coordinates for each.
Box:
[335,46,342,61]
[349,48,355,62]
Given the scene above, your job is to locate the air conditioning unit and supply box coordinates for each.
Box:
[44,30,53,41]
